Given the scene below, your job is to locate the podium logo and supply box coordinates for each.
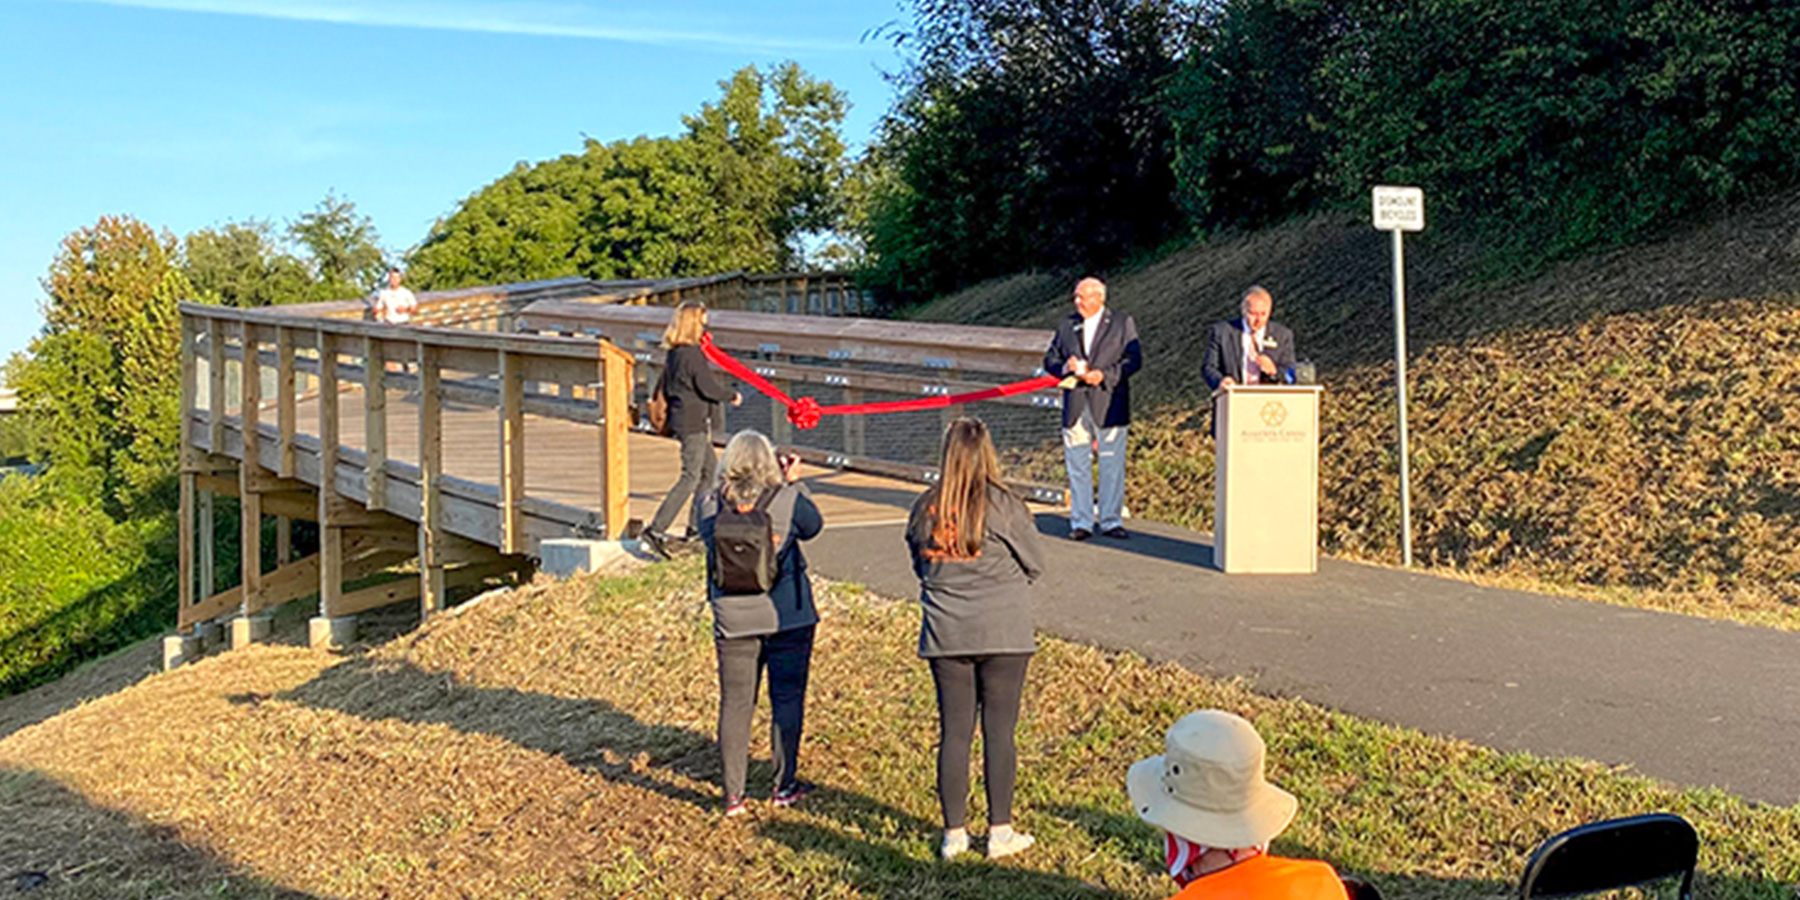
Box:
[1260,401,1288,428]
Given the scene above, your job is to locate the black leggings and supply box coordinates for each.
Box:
[929,653,1031,830]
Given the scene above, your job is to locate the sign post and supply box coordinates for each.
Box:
[1372,185,1423,567]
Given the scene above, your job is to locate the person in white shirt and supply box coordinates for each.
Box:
[1042,277,1143,541]
[370,267,418,325]
[1202,286,1296,390]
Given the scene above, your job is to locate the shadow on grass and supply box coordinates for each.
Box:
[0,765,324,899]
[0,558,177,736]
[270,657,1137,898]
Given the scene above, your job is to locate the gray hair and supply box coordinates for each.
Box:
[719,430,782,508]
[1241,285,1272,309]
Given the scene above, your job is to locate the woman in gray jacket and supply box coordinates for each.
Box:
[905,417,1045,861]
[698,429,822,817]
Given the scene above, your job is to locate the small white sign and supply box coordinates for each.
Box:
[1372,185,1425,232]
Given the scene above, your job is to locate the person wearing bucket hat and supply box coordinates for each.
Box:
[1128,710,1348,900]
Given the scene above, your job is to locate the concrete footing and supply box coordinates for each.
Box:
[162,633,202,671]
[308,615,358,650]
[540,538,644,578]
[228,615,273,650]
[198,621,226,653]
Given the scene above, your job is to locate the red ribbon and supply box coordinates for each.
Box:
[699,334,1060,430]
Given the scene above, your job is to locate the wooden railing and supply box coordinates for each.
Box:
[515,301,1066,503]
[176,302,634,631]
[583,271,873,316]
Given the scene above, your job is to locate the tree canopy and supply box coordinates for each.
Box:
[408,63,850,289]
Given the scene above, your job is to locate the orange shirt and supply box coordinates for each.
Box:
[1171,855,1349,900]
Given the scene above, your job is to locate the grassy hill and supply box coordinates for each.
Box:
[1,562,1798,899]
[911,193,1800,624]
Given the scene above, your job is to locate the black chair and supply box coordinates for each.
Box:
[1519,814,1698,900]
[1342,873,1384,900]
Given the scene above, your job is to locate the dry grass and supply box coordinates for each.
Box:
[909,193,1800,628]
[2,563,1799,899]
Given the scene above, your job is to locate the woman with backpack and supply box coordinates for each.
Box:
[905,417,1044,861]
[644,301,740,559]
[698,429,822,816]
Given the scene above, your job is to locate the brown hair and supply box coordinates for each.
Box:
[925,418,1007,560]
[662,301,708,348]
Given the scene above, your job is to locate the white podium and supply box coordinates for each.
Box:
[1213,384,1323,574]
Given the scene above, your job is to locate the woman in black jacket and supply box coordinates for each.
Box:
[645,301,739,557]
[699,429,823,816]
[906,417,1044,860]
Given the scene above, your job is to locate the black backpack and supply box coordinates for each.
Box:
[712,487,781,594]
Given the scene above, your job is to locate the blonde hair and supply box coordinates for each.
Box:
[719,430,782,508]
[662,301,708,348]
[924,417,1007,560]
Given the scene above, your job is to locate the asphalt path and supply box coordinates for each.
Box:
[808,514,1800,807]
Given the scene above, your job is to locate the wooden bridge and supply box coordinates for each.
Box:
[168,273,1058,664]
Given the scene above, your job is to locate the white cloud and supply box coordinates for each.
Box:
[52,0,860,53]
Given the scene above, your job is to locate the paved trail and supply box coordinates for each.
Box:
[808,514,1800,807]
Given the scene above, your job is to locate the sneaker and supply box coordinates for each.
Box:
[771,781,816,808]
[723,795,748,818]
[1103,526,1129,539]
[941,830,971,860]
[1069,527,1093,542]
[987,829,1035,860]
[640,530,671,560]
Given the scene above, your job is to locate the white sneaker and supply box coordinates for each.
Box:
[941,830,970,860]
[987,829,1035,860]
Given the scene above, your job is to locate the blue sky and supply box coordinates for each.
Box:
[0,0,909,364]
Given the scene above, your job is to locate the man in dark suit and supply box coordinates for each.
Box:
[1042,277,1143,541]
[1202,285,1297,390]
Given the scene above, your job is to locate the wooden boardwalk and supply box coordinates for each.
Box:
[295,385,925,529]
[168,277,1058,663]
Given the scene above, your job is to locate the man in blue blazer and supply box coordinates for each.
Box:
[1202,285,1297,389]
[1042,277,1143,541]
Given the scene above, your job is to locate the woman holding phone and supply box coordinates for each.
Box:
[699,430,821,816]
[905,417,1044,860]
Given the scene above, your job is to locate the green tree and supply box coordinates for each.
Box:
[289,193,387,296]
[9,216,189,517]
[862,0,1204,301]
[410,63,850,288]
[184,220,319,308]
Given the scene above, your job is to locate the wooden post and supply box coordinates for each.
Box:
[599,341,632,537]
[178,314,197,628]
[418,343,445,617]
[364,336,387,511]
[239,325,263,614]
[199,490,215,601]
[277,326,296,478]
[317,331,343,618]
[276,516,292,566]
[843,388,866,457]
[499,350,525,553]
[179,472,195,626]
[208,318,226,452]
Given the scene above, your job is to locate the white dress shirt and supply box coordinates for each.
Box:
[1240,320,1267,383]
[1081,311,1103,357]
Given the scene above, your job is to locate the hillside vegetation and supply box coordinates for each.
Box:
[2,563,1797,899]
[912,192,1800,620]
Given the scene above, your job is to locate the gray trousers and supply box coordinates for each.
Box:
[649,430,717,536]
[1062,408,1128,531]
[716,625,815,800]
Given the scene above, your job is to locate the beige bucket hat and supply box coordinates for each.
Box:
[1127,710,1298,849]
